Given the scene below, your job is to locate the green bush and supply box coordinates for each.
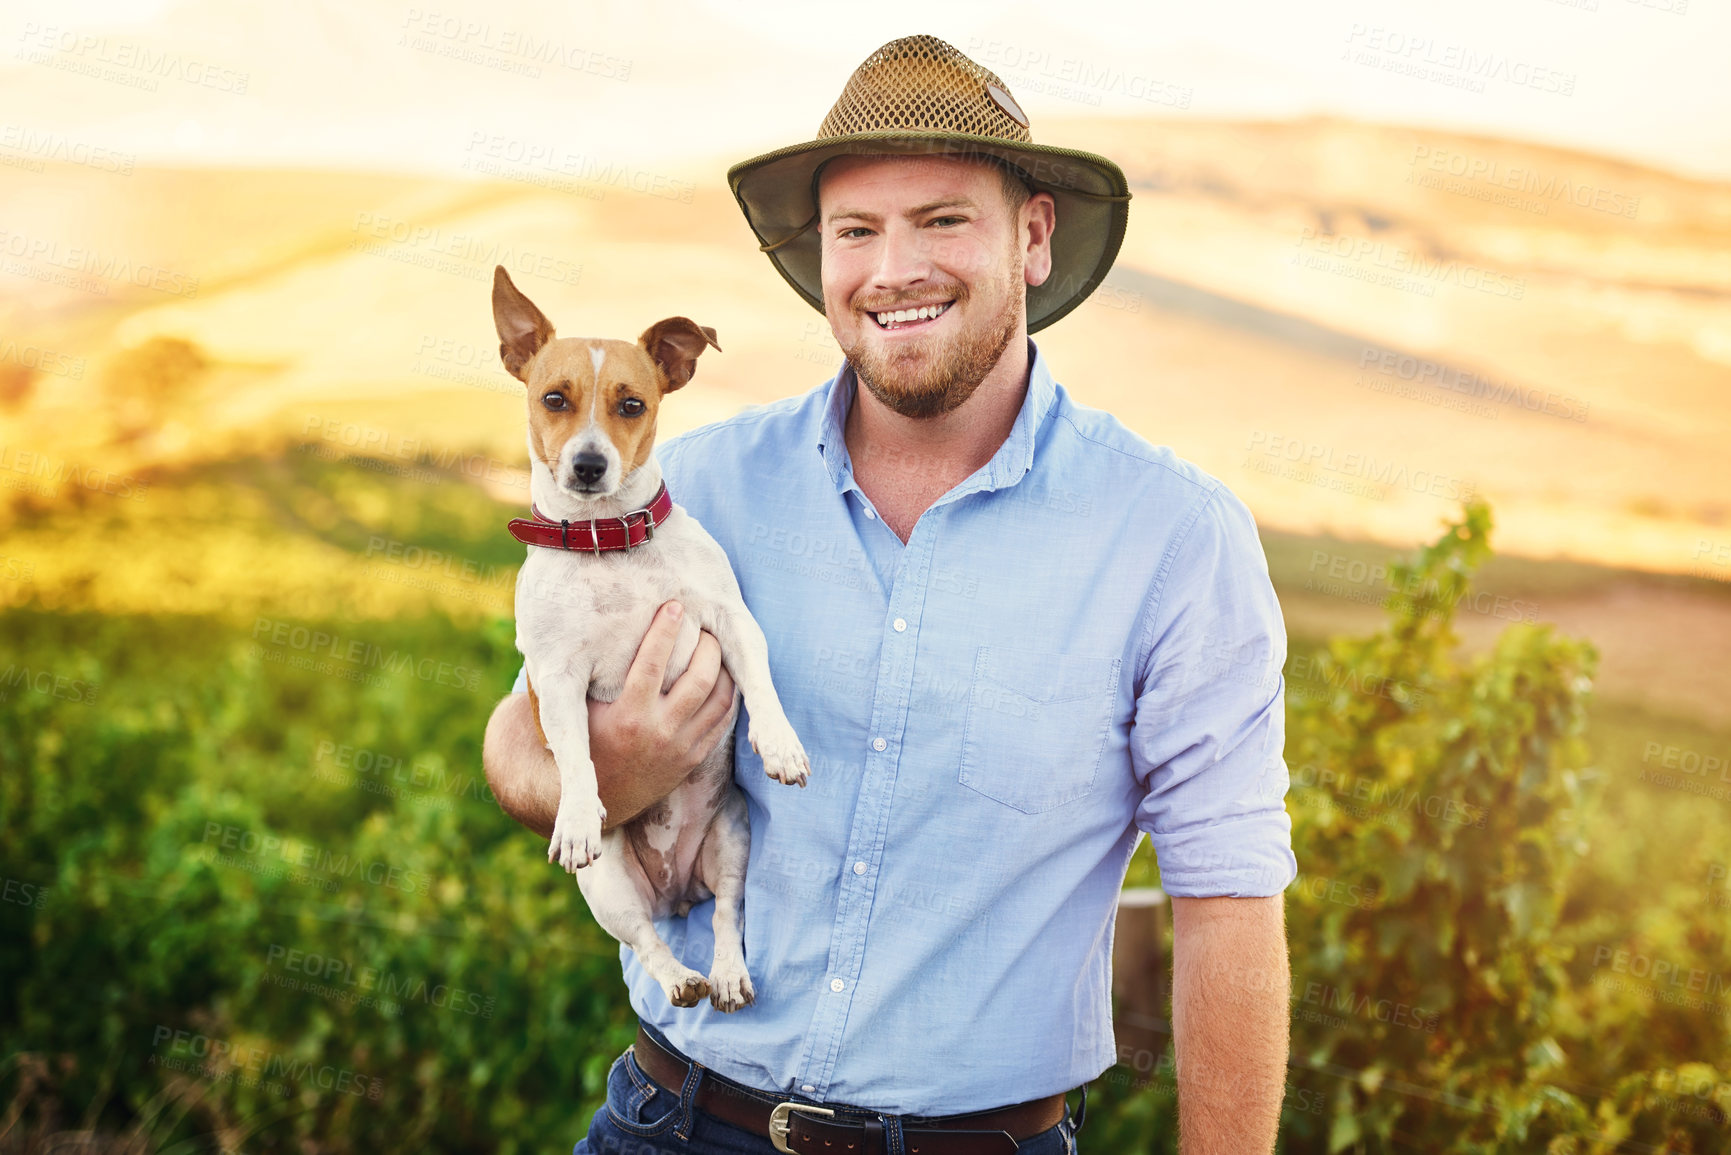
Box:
[1275,502,1727,1153]
[1276,500,1593,1150]
[1,610,630,1153]
[1095,501,1728,1153]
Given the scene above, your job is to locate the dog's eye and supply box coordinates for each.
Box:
[617,398,645,417]
[542,392,567,410]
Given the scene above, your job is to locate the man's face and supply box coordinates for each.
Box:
[817,154,1054,420]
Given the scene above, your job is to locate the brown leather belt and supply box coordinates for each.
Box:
[631,1023,1069,1154]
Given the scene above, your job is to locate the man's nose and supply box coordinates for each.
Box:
[871,221,935,289]
[572,453,607,486]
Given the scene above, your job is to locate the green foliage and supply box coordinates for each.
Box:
[1272,501,1728,1153]
[4,471,1727,1154]
[1103,501,1728,1152]
[1279,501,1591,1148]
[1084,1064,1180,1155]
[0,609,630,1153]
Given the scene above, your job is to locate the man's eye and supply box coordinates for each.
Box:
[542,393,566,410]
[839,227,873,240]
[617,398,645,417]
[930,215,965,227]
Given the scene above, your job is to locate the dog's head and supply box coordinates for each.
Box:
[491,265,720,501]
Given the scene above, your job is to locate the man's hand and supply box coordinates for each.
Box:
[588,601,738,825]
[482,601,737,838]
[1169,894,1290,1155]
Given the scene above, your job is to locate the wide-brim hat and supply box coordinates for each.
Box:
[726,35,1131,334]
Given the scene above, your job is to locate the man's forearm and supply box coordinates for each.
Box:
[481,693,658,836]
[1169,894,1291,1155]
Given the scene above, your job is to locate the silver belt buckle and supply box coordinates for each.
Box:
[768,1101,835,1153]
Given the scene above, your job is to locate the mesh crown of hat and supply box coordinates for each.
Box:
[818,35,1033,143]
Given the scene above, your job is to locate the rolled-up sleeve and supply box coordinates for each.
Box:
[1129,484,1296,898]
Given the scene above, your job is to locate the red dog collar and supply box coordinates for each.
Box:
[507,482,673,554]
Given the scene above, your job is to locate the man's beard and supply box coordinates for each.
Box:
[843,259,1023,421]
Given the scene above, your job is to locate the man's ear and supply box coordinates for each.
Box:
[638,317,721,393]
[1022,191,1057,288]
[493,265,556,382]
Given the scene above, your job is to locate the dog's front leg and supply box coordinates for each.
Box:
[535,667,606,871]
[710,604,810,787]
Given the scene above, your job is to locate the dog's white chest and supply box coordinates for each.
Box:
[515,511,719,701]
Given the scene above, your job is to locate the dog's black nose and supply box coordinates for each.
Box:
[571,453,608,487]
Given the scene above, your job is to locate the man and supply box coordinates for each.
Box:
[485,35,1295,1155]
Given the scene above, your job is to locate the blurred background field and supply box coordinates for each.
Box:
[4,1,1731,1152]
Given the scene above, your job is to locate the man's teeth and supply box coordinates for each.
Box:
[874,302,952,327]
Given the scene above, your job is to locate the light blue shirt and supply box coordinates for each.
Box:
[511,340,1295,1114]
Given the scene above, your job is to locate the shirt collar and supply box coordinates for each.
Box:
[815,337,1058,498]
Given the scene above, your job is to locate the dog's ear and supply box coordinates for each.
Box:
[493,266,556,382]
[637,317,721,393]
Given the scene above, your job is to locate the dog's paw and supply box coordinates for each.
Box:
[708,960,756,1013]
[548,799,605,873]
[750,718,810,788]
[663,968,711,1009]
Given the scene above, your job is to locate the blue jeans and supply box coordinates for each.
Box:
[574,1028,1085,1155]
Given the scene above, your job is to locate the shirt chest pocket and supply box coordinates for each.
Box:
[958,646,1122,814]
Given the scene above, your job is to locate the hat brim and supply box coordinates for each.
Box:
[727,131,1130,334]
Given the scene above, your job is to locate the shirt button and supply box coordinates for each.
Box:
[872,737,886,752]
[853,861,867,875]
[893,617,907,632]
[864,507,878,520]
[830,978,846,992]
[802,1083,816,1092]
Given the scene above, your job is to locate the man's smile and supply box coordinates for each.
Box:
[868,300,955,332]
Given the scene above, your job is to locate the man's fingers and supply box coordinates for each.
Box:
[682,658,736,739]
[665,629,722,716]
[706,662,737,722]
[689,663,738,752]
[624,601,685,698]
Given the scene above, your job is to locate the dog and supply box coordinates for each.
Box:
[491,265,810,1012]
